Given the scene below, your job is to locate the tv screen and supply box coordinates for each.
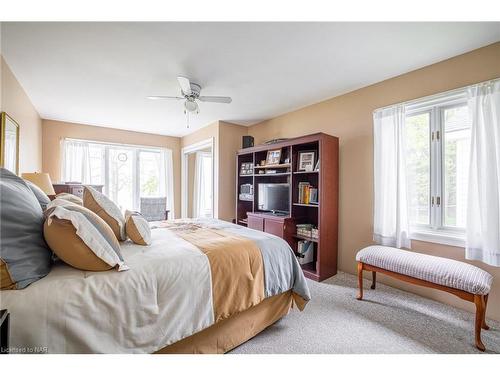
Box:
[258,183,289,214]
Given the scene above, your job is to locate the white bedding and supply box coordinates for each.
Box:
[0,219,309,353]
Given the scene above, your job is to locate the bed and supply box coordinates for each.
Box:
[0,218,310,353]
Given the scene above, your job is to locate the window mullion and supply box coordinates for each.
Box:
[134,150,140,211]
[429,109,436,229]
[438,107,445,231]
[104,146,110,196]
[433,107,444,230]
[430,108,440,230]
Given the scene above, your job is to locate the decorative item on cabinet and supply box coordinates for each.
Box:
[242,135,254,149]
[297,150,316,171]
[240,162,254,175]
[265,149,282,165]
[51,183,104,200]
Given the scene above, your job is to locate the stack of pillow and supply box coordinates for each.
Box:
[0,167,152,291]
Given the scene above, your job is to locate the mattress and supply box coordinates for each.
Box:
[0,218,310,353]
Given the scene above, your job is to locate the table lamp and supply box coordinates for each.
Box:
[21,172,56,195]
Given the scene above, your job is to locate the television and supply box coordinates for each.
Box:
[258,183,289,214]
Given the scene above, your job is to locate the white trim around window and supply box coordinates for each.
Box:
[404,90,471,247]
[410,228,465,248]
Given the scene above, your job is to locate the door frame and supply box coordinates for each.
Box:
[181,137,217,218]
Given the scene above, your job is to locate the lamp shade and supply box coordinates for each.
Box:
[21,172,56,195]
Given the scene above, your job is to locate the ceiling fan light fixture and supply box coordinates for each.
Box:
[184,99,199,113]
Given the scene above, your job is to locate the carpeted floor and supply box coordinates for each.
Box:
[231,272,500,354]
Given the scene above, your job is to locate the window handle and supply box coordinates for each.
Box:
[436,196,441,206]
[431,197,434,206]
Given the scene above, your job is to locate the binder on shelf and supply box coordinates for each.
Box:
[297,240,314,265]
[309,188,318,204]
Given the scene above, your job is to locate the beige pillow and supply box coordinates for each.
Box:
[125,210,152,245]
[44,204,128,272]
[55,192,83,205]
[83,186,126,241]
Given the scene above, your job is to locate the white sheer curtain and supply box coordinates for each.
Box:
[161,149,175,219]
[373,105,411,249]
[61,139,91,183]
[466,80,500,266]
[193,152,203,218]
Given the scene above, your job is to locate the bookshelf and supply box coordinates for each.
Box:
[235,133,339,281]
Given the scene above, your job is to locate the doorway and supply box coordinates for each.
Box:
[181,138,216,218]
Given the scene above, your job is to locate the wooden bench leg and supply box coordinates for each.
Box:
[371,271,376,290]
[357,262,363,300]
[474,295,486,351]
[482,294,490,330]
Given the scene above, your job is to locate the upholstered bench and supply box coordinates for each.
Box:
[355,245,493,351]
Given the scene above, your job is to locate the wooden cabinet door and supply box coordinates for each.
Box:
[264,219,284,237]
[247,216,264,231]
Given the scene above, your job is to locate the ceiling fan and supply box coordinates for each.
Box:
[147,76,232,115]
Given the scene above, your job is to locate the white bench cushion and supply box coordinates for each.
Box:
[356,245,493,295]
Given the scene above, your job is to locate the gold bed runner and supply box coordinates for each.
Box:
[168,223,265,322]
[0,259,16,290]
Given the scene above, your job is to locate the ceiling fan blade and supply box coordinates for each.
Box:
[147,96,184,100]
[177,76,192,96]
[198,96,232,104]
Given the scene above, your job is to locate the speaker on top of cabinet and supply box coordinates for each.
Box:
[242,135,254,149]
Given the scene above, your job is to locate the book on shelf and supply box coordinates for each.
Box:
[298,182,319,205]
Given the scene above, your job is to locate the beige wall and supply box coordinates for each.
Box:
[247,42,500,320]
[217,121,248,221]
[1,56,42,173]
[42,119,182,217]
[181,121,219,149]
[181,121,247,222]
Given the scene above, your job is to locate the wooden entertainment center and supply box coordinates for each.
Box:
[236,133,339,281]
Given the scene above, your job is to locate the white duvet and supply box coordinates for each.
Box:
[0,219,309,353]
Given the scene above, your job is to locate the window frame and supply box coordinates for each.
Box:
[405,91,469,247]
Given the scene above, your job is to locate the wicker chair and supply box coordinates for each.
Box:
[140,197,168,221]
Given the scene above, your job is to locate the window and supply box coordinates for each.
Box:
[405,93,471,244]
[61,139,174,215]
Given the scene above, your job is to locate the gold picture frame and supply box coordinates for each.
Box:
[0,112,20,175]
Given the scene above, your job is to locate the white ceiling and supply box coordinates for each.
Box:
[2,22,499,137]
